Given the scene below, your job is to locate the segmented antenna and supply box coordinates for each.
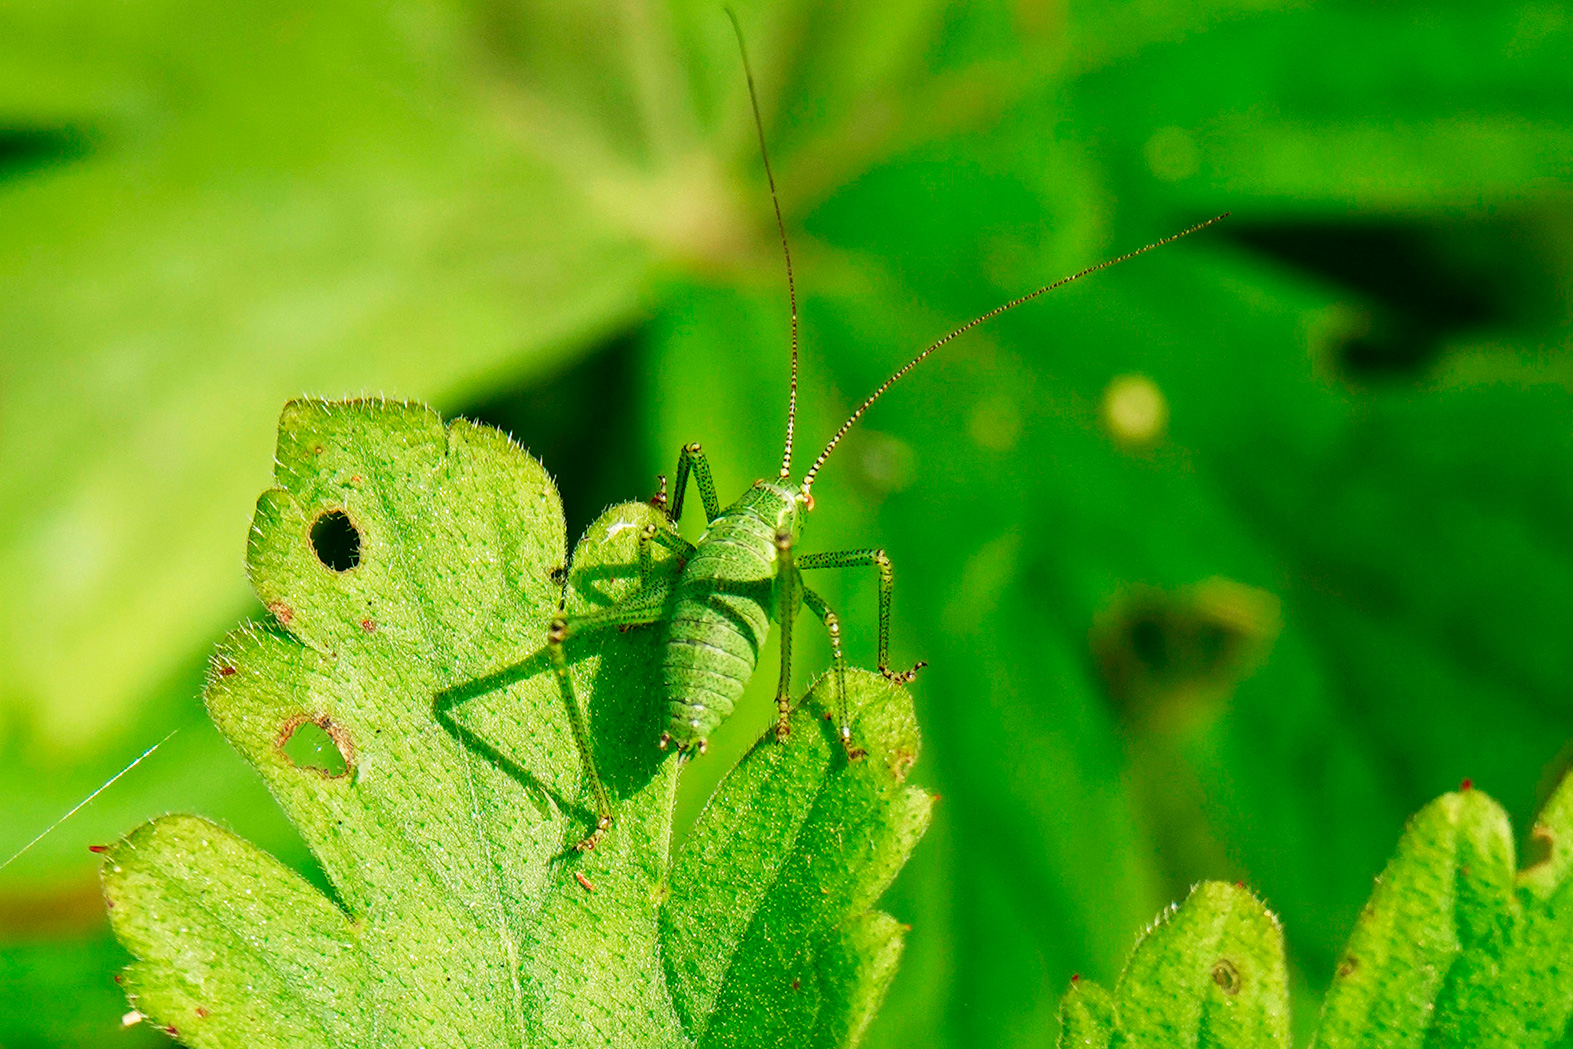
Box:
[801,213,1230,496]
[726,8,800,480]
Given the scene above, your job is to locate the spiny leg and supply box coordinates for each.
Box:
[797,547,928,682]
[773,530,801,743]
[546,587,670,852]
[668,442,722,523]
[638,521,692,581]
[799,584,863,761]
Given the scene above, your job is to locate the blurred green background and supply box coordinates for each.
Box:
[2,0,1570,1045]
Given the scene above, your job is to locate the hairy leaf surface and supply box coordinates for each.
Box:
[1056,773,1573,1047]
[101,399,928,1048]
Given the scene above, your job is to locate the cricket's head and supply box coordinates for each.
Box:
[744,479,807,544]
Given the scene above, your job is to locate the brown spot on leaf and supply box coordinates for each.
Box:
[889,748,916,782]
[277,714,355,778]
[1337,956,1358,978]
[217,665,237,677]
[574,871,597,893]
[791,978,801,991]
[1212,959,1241,995]
[267,601,294,626]
[195,1007,208,1019]
[360,618,376,633]
[87,845,108,854]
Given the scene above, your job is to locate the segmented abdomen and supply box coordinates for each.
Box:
[661,507,777,748]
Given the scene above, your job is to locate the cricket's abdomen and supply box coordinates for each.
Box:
[660,505,778,748]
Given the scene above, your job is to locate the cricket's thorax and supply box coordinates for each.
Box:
[661,481,802,747]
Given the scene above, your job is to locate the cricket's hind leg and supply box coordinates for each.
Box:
[544,587,670,851]
[665,442,722,523]
[796,547,928,683]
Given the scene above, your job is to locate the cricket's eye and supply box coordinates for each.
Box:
[310,509,361,572]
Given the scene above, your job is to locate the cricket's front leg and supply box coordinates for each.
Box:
[638,522,693,582]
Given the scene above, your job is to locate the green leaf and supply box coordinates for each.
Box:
[1313,774,1573,1049]
[1059,978,1116,1049]
[0,1,650,751]
[1059,774,1573,1048]
[1053,882,1290,1049]
[665,656,931,1046]
[100,398,928,1047]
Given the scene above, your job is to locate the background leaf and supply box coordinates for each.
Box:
[5,1,1571,1046]
[1054,773,1573,1048]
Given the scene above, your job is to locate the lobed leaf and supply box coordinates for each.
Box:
[102,398,928,1049]
[1053,882,1290,1049]
[1313,774,1573,1049]
[1057,773,1573,1048]
[664,671,932,1046]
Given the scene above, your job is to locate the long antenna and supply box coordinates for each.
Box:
[800,213,1230,496]
[726,8,800,480]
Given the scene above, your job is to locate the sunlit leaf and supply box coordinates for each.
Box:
[101,399,927,1047]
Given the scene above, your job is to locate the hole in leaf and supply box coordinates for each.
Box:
[281,718,351,777]
[310,510,360,572]
[1211,959,1241,995]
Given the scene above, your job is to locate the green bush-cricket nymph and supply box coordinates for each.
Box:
[461,16,1227,852]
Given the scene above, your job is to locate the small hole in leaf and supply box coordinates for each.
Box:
[282,718,351,777]
[1211,959,1241,995]
[310,510,360,572]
